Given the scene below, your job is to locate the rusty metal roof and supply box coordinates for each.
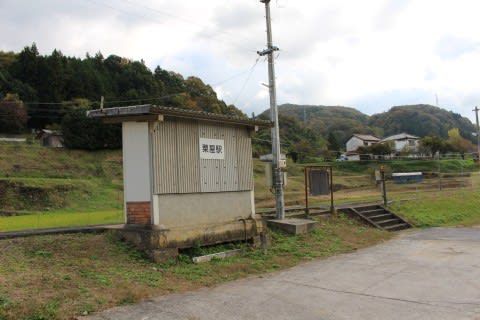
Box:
[87,104,272,127]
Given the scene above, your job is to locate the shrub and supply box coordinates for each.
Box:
[61,108,121,150]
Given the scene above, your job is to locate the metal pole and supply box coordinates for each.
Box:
[474,106,480,161]
[330,166,334,214]
[259,0,285,220]
[381,167,387,206]
[304,167,309,215]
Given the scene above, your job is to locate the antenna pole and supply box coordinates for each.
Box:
[258,0,285,220]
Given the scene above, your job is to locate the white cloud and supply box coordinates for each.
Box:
[1,0,480,122]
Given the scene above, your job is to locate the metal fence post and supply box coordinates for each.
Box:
[304,167,309,215]
[381,166,387,207]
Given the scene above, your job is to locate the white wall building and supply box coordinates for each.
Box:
[346,134,381,152]
[381,133,420,153]
[87,104,270,261]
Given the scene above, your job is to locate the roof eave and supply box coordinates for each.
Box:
[87,105,272,128]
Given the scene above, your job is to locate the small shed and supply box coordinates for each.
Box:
[87,105,271,260]
[392,172,423,184]
[36,129,64,148]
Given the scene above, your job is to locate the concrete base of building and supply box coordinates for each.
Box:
[267,218,317,235]
[112,216,266,262]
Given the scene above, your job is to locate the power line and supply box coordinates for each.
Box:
[84,0,258,53]
[121,0,259,52]
[17,57,264,107]
[231,57,261,105]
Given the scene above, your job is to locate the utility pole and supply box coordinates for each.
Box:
[474,106,480,160]
[258,0,285,220]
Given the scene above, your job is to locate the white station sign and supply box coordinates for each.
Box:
[199,138,225,160]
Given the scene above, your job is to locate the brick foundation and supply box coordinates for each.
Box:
[126,201,151,225]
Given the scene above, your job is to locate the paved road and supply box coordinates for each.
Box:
[88,228,480,320]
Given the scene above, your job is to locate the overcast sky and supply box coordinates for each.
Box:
[1,0,480,121]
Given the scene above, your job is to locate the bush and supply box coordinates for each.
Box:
[0,94,28,133]
[61,109,121,150]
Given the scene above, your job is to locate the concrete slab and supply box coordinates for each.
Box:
[85,227,480,320]
[267,218,317,234]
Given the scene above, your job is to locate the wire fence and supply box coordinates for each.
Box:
[254,159,480,211]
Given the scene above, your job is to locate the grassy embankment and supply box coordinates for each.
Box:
[0,143,123,232]
[1,141,479,231]
[0,215,390,320]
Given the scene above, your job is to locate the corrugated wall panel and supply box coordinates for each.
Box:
[176,120,201,193]
[220,126,239,191]
[151,119,253,194]
[236,127,254,190]
[152,120,178,194]
[199,123,222,192]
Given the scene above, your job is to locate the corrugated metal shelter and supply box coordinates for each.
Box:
[87,105,271,260]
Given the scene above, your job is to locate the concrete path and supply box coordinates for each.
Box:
[88,228,480,320]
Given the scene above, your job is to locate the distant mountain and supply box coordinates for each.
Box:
[369,104,476,141]
[267,103,382,144]
[259,104,476,149]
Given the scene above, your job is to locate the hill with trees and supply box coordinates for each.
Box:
[368,104,476,142]
[0,44,244,149]
[0,44,242,122]
[270,104,382,146]
[2,44,476,154]
[268,103,477,147]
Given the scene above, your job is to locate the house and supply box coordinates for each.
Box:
[346,134,381,152]
[381,133,420,153]
[35,129,64,148]
[87,104,271,262]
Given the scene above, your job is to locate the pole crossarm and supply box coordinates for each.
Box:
[257,47,279,56]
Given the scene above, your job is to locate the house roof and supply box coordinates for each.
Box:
[381,133,419,142]
[87,105,272,128]
[350,134,381,142]
[36,129,62,138]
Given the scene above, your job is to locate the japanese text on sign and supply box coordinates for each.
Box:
[199,138,225,159]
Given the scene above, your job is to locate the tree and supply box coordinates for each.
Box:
[369,141,393,155]
[327,132,341,151]
[61,109,121,150]
[357,141,393,157]
[446,128,473,153]
[0,94,28,133]
[420,136,446,156]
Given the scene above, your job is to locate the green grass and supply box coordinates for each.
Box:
[391,188,480,227]
[0,143,124,231]
[0,215,390,319]
[316,159,478,175]
[0,209,123,232]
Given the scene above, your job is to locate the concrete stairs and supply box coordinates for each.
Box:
[340,205,412,231]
